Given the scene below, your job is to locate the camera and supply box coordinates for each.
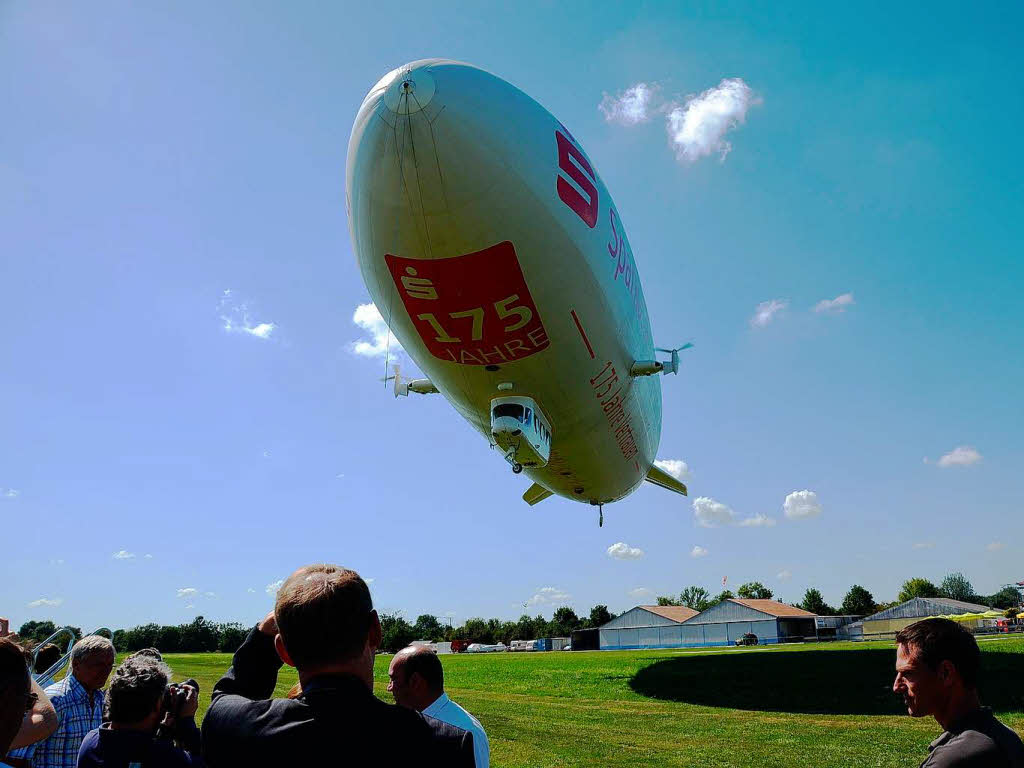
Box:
[162,678,199,720]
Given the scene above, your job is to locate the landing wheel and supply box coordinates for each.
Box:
[512,462,523,474]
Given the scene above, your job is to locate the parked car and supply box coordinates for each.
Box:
[735,633,758,646]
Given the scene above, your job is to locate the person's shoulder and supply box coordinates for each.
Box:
[45,678,73,706]
[927,729,1004,766]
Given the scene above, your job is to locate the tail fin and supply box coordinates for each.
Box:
[644,465,688,496]
[522,483,554,506]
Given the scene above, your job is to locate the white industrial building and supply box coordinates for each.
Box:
[598,605,699,650]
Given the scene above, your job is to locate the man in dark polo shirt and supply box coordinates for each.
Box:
[202,564,474,767]
[893,618,1024,767]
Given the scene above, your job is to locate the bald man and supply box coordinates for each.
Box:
[388,647,489,768]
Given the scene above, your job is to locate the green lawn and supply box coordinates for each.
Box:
[152,637,1024,768]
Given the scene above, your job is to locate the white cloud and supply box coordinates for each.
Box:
[777,569,792,581]
[666,78,760,164]
[2,488,20,498]
[783,490,822,520]
[936,446,982,468]
[750,299,788,328]
[49,558,65,566]
[526,586,571,607]
[28,597,63,608]
[266,579,284,596]
[144,553,153,559]
[738,514,777,528]
[351,303,402,360]
[691,545,708,558]
[693,496,736,527]
[176,587,198,599]
[205,591,216,598]
[654,459,692,482]
[629,587,654,600]
[112,550,136,560]
[599,83,658,125]
[184,604,195,610]
[987,541,1005,552]
[814,292,855,314]
[219,289,277,340]
[607,542,645,560]
[247,588,256,594]
[912,541,936,550]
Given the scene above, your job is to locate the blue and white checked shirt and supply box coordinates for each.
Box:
[7,674,105,768]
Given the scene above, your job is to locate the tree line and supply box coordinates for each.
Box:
[14,573,1020,655]
[653,573,1022,617]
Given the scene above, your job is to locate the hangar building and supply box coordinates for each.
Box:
[680,599,817,646]
[861,597,994,639]
[598,605,699,650]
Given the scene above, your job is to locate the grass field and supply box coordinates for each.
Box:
[154,636,1024,767]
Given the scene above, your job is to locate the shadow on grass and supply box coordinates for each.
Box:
[629,649,1024,715]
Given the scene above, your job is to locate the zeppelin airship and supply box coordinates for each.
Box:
[347,60,688,523]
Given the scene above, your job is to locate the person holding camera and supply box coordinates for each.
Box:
[202,563,475,767]
[76,655,203,767]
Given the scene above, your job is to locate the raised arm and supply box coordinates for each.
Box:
[9,677,58,750]
[211,612,282,703]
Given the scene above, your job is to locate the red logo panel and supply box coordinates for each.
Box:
[385,241,550,366]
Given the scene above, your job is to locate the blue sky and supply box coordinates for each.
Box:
[2,1,1021,632]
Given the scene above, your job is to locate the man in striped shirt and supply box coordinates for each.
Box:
[7,635,114,768]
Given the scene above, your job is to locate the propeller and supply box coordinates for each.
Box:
[654,343,694,375]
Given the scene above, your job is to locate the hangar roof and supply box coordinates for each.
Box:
[864,597,993,622]
[642,605,699,622]
[727,599,816,618]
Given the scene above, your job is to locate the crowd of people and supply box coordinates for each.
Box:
[2,563,1022,767]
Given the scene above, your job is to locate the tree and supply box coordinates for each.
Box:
[216,623,248,653]
[587,605,615,628]
[379,612,416,652]
[679,586,712,612]
[841,585,876,616]
[656,596,681,606]
[939,573,975,602]
[550,606,581,637]
[455,617,494,644]
[898,578,939,603]
[17,621,57,644]
[799,588,834,616]
[713,590,734,603]
[987,586,1023,610]
[737,582,773,600]
[412,614,445,641]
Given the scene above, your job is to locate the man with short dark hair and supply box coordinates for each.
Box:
[388,645,490,768]
[77,655,202,767]
[893,618,1024,766]
[8,634,114,768]
[202,564,475,767]
[1,637,44,767]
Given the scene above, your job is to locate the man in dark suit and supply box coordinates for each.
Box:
[202,564,474,767]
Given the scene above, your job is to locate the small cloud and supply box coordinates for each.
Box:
[738,514,777,528]
[629,587,654,600]
[691,545,708,558]
[692,496,736,528]
[205,591,216,598]
[666,78,760,164]
[365,577,375,585]
[814,292,855,314]
[28,597,63,608]
[607,542,645,560]
[351,303,402,360]
[219,290,277,340]
[112,550,136,560]
[184,604,195,610]
[266,579,284,596]
[750,299,788,328]
[335,473,345,479]
[144,554,153,559]
[783,490,822,520]
[247,588,256,594]
[912,541,936,550]
[599,82,659,125]
[176,587,198,599]
[262,450,271,459]
[936,446,982,468]
[777,569,792,581]
[2,488,20,499]
[49,558,65,566]
[987,541,1005,552]
[654,459,692,482]
[526,586,570,607]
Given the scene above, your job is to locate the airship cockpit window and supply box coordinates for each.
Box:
[524,408,533,426]
[493,403,524,421]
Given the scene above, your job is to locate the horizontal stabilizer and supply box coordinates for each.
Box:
[523,483,554,506]
[645,465,688,497]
